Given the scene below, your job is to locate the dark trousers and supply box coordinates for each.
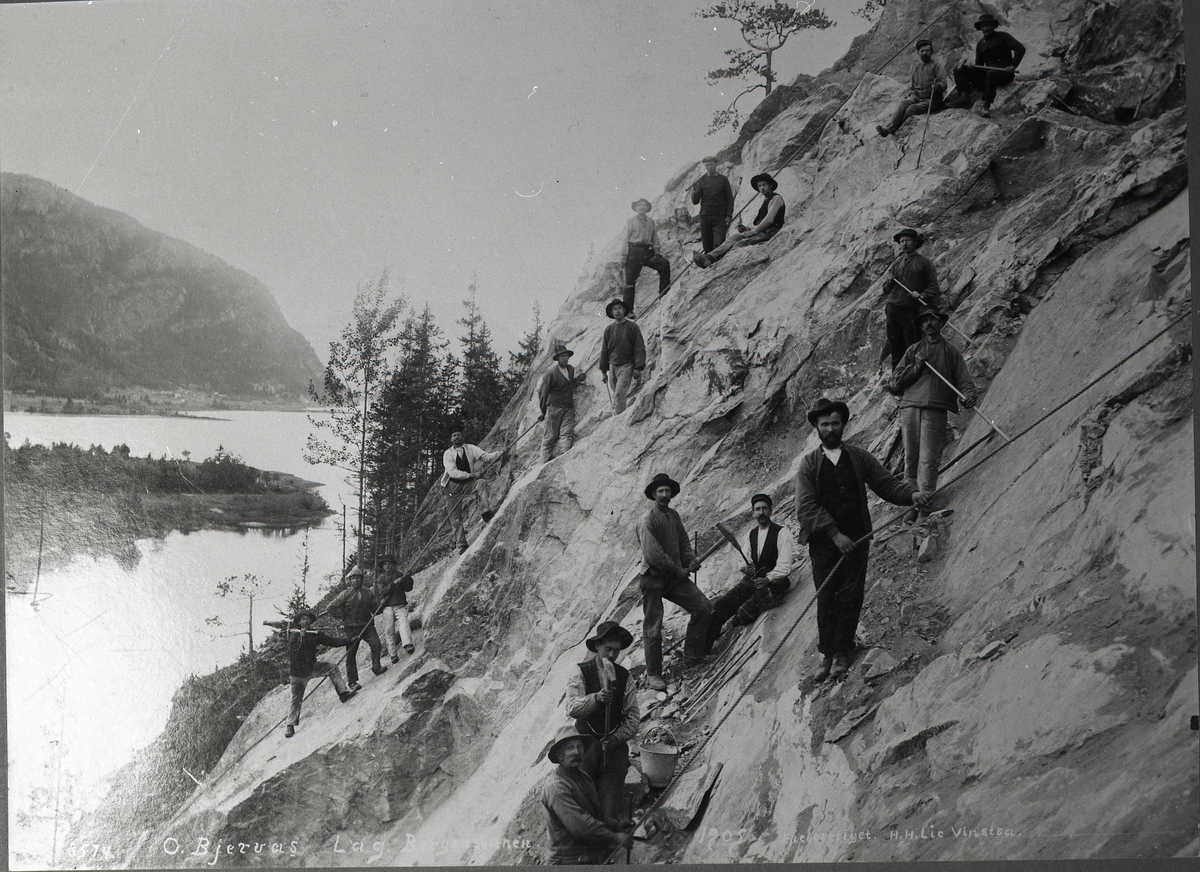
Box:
[885,302,921,369]
[623,245,670,314]
[706,575,791,648]
[953,66,1014,106]
[698,216,729,253]
[581,738,629,821]
[344,621,383,685]
[809,539,871,656]
[639,573,712,675]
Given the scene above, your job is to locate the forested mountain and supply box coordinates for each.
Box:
[1,173,323,397]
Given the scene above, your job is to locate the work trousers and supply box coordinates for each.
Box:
[344,621,384,686]
[444,479,473,551]
[885,302,921,369]
[542,405,576,462]
[809,539,871,657]
[698,216,729,253]
[623,245,670,315]
[707,225,780,262]
[706,574,791,649]
[581,738,629,821]
[288,661,347,726]
[608,364,635,415]
[953,66,1014,106]
[380,603,413,658]
[901,405,948,500]
[885,95,938,133]
[639,573,712,676]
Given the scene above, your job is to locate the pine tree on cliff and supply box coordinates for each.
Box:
[504,301,543,396]
[697,0,833,132]
[454,278,508,439]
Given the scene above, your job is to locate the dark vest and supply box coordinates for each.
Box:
[455,449,471,473]
[754,194,785,232]
[749,522,782,578]
[817,452,868,541]
[574,659,629,739]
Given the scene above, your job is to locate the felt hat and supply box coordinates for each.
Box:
[749,173,779,192]
[448,421,464,435]
[346,564,364,579]
[547,725,594,764]
[750,493,773,509]
[644,472,682,500]
[631,198,653,212]
[585,621,634,652]
[551,343,574,361]
[807,397,851,427]
[975,13,1000,29]
[893,227,925,247]
[294,609,317,623]
[915,38,933,50]
[913,305,950,325]
[605,299,628,319]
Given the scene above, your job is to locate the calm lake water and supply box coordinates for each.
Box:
[5,409,355,862]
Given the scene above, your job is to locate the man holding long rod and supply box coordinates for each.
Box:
[876,39,945,139]
[881,228,941,369]
[946,13,1025,118]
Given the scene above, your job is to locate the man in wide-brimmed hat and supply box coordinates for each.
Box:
[540,724,633,864]
[566,621,640,818]
[325,565,387,691]
[690,156,735,252]
[886,306,977,518]
[538,343,580,463]
[692,172,786,268]
[947,13,1025,118]
[796,399,931,682]
[636,473,712,690]
[439,424,506,554]
[264,608,356,738]
[373,554,415,663]
[881,227,942,369]
[876,39,946,138]
[598,299,646,415]
[619,198,671,317]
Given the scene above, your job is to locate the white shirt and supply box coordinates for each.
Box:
[750,522,796,583]
[821,444,843,466]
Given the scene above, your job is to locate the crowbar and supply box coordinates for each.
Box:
[923,360,1013,442]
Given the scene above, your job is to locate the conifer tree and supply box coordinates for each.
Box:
[504,302,543,397]
[454,277,506,441]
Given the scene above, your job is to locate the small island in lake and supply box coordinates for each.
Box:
[4,439,334,590]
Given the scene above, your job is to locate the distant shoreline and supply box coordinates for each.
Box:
[5,389,327,417]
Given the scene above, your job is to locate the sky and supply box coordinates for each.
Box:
[1,0,872,358]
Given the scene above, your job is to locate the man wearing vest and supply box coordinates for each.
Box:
[325,565,387,691]
[795,399,930,681]
[538,343,578,464]
[636,472,712,691]
[440,425,504,554]
[373,554,415,663]
[705,493,796,651]
[691,173,785,269]
[539,725,633,865]
[566,621,640,820]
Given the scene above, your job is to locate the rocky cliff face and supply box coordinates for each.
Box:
[125,0,1194,865]
[1,173,323,397]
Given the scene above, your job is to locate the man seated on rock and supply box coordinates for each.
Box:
[540,725,633,865]
[326,565,387,691]
[691,173,785,268]
[877,39,946,138]
[566,621,640,820]
[705,493,796,653]
[946,13,1025,118]
[264,609,356,738]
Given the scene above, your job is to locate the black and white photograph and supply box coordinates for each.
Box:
[3,0,1195,867]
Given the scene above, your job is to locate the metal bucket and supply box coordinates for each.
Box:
[640,742,679,788]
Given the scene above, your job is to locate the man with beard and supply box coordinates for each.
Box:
[540,725,633,865]
[795,399,930,681]
[876,39,946,138]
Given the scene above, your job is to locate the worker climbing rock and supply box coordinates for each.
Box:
[326,565,387,691]
[691,173,785,268]
[881,227,941,370]
[439,424,505,554]
[795,399,930,682]
[540,725,633,865]
[538,343,578,464]
[690,156,735,253]
[264,609,356,738]
[876,39,946,138]
[620,198,671,318]
[946,13,1025,118]
[598,299,646,416]
[373,554,415,662]
[636,472,712,690]
[566,621,640,820]
[705,493,796,652]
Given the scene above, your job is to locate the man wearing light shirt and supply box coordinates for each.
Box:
[439,425,503,554]
[705,493,796,651]
[566,621,640,820]
[619,198,671,318]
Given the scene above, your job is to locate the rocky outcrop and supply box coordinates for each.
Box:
[125,0,1193,865]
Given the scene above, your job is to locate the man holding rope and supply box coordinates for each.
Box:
[440,424,504,554]
[796,399,930,682]
[264,609,356,738]
[876,39,946,138]
[326,565,387,691]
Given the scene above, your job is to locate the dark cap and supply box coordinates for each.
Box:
[750,493,773,509]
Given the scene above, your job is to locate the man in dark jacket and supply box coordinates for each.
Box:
[948,13,1025,118]
[264,610,356,738]
[374,554,414,663]
[540,725,632,865]
[326,565,387,691]
[877,39,947,137]
[882,227,941,369]
[705,493,796,652]
[538,343,578,463]
[888,307,977,517]
[566,622,640,819]
[795,399,930,681]
[598,300,646,415]
[690,156,734,252]
[692,173,785,268]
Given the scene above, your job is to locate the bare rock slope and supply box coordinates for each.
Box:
[132,0,1194,865]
